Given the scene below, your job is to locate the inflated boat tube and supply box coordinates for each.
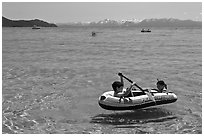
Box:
[98,90,177,110]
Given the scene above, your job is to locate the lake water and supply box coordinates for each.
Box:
[2,26,202,134]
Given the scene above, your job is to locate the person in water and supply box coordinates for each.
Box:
[92,32,96,36]
[112,73,135,97]
[155,80,167,93]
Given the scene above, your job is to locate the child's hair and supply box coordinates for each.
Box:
[157,80,167,89]
[112,81,123,91]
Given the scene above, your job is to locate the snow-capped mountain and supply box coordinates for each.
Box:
[58,18,201,27]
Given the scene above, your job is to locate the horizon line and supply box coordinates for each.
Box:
[3,16,202,24]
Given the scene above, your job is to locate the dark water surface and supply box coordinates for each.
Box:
[2,27,202,134]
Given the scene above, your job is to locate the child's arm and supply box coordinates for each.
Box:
[118,73,124,85]
[124,82,135,96]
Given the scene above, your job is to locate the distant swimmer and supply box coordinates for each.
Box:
[92,32,96,37]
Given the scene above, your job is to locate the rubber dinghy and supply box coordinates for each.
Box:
[98,90,177,110]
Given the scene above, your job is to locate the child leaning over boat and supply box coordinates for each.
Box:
[112,73,136,98]
[150,80,168,93]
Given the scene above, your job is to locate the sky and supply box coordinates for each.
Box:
[2,2,202,23]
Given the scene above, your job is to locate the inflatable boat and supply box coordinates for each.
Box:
[98,89,177,110]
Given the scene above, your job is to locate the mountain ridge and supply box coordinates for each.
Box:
[58,18,201,27]
[2,16,57,27]
[2,16,201,27]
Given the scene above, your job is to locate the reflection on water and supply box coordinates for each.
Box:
[91,108,177,125]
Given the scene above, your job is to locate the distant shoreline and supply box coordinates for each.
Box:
[2,16,201,28]
[56,18,201,27]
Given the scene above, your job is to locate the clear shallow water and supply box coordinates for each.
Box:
[2,27,202,134]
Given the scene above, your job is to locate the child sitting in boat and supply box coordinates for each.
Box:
[154,80,167,93]
[112,73,135,98]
